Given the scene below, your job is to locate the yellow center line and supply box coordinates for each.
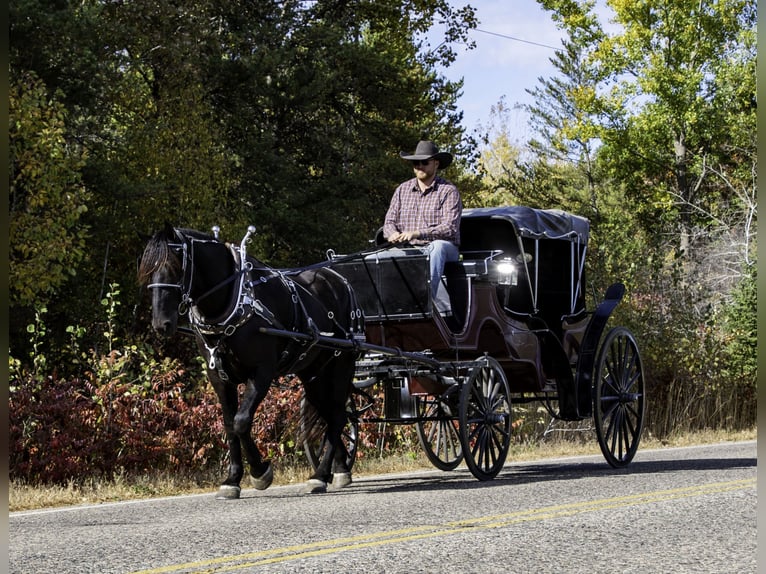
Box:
[129,478,755,574]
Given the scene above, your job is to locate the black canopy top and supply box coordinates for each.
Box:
[461,206,590,244]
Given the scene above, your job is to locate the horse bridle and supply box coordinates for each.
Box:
[147,238,186,284]
[146,232,199,317]
[147,228,254,320]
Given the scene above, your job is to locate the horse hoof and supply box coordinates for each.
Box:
[331,472,352,489]
[301,479,327,494]
[216,484,241,500]
[250,463,274,491]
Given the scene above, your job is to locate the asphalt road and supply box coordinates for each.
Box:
[10,441,757,574]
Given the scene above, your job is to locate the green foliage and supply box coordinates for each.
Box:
[481,0,757,436]
[597,0,755,256]
[718,263,757,383]
[25,306,48,379]
[609,255,756,435]
[9,71,91,308]
[8,0,483,485]
[530,0,756,284]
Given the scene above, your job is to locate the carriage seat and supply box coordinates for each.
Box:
[367,223,534,327]
[372,227,466,325]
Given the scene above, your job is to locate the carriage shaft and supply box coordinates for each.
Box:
[257,326,445,370]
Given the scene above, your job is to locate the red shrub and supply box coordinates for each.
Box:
[9,369,226,484]
[9,367,318,485]
[10,368,416,485]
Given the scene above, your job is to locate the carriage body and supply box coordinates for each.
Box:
[332,206,591,398]
[325,205,645,478]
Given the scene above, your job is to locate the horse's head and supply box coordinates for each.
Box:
[138,223,187,337]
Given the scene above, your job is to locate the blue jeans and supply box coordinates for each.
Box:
[423,240,459,315]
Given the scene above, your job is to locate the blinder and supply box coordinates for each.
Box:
[146,240,188,291]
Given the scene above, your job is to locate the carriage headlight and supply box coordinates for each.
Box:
[497,258,518,286]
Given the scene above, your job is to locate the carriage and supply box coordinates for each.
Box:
[298,205,646,481]
[141,204,645,497]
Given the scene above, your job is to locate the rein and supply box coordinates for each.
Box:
[284,241,394,276]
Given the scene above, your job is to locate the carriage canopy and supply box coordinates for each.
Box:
[457,206,590,321]
[459,206,589,246]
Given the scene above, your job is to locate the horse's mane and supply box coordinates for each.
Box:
[138,227,224,286]
[138,228,177,286]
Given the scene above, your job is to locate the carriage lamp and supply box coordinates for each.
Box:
[497,258,518,286]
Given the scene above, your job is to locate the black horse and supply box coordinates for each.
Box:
[138,223,364,499]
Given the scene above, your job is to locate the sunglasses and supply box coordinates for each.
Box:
[411,159,433,167]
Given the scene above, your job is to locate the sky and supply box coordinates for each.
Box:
[428,0,567,142]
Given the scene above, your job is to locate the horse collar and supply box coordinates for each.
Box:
[188,244,262,337]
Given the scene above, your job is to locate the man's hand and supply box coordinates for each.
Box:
[389,230,419,243]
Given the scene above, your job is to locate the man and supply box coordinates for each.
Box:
[383,140,462,316]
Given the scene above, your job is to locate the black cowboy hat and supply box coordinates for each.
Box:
[399,140,453,169]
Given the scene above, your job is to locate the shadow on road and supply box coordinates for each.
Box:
[274,447,755,498]
[237,443,756,500]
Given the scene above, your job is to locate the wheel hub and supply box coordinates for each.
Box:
[485,412,507,424]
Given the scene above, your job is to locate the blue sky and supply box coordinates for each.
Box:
[428,0,567,141]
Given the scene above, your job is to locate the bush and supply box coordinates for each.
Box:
[615,264,757,437]
[9,363,225,484]
[9,367,425,485]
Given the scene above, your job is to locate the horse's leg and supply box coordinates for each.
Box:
[233,371,274,491]
[300,375,334,493]
[211,380,246,499]
[327,358,357,490]
[301,360,354,493]
[326,408,352,490]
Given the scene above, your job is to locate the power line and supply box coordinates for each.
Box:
[474,28,560,51]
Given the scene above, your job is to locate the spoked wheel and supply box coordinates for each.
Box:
[459,356,512,481]
[593,326,645,468]
[415,393,463,471]
[301,393,360,473]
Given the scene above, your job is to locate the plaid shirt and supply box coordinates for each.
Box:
[383,176,462,246]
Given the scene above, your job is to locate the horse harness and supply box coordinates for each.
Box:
[149,228,364,381]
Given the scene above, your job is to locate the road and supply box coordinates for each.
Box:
[10,441,756,574]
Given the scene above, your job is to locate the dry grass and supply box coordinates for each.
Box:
[10,427,755,512]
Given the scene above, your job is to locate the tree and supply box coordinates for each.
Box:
[522,0,757,431]
[528,0,607,216]
[596,0,756,273]
[472,98,524,207]
[213,0,478,262]
[529,0,756,296]
[9,72,90,309]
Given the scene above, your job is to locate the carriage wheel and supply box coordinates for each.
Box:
[415,394,463,471]
[593,327,645,468]
[459,356,512,481]
[301,393,360,473]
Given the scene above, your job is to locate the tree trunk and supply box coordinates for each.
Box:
[673,130,692,257]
